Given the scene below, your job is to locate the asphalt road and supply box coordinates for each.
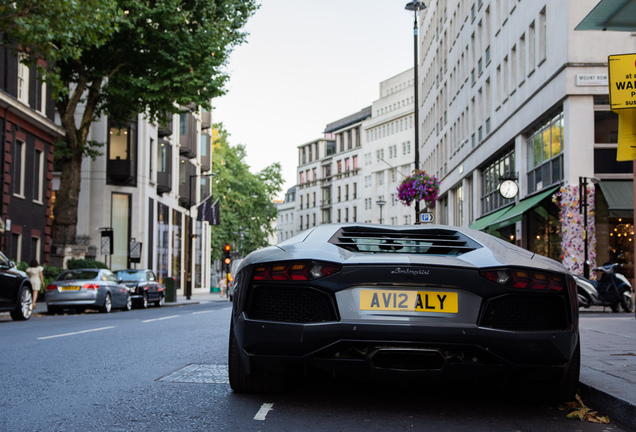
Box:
[0,302,628,432]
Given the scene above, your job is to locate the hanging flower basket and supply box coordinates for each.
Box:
[397,170,440,208]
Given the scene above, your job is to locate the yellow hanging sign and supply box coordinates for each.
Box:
[608,53,636,110]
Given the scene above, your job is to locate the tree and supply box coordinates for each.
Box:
[210,124,284,258]
[1,0,257,244]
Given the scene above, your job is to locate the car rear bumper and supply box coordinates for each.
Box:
[45,291,102,308]
[234,314,578,377]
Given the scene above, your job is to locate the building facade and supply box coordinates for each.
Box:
[417,0,634,278]
[66,106,215,295]
[361,69,416,225]
[0,43,63,265]
[276,186,296,243]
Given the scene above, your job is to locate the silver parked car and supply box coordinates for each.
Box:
[46,269,132,314]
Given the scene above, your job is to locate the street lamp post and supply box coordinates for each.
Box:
[376,199,387,224]
[405,0,426,224]
[187,172,215,300]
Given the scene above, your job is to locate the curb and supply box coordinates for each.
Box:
[579,382,636,432]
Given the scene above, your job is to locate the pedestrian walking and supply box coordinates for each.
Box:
[25,260,45,304]
[219,277,227,298]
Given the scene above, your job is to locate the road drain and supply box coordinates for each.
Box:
[157,364,229,384]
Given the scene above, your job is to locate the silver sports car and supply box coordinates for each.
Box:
[46,268,132,314]
[228,224,579,402]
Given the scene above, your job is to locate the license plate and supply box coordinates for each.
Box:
[61,286,80,291]
[360,289,458,313]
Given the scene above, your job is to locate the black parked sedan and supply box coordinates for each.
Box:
[114,269,165,308]
[228,224,580,402]
[0,251,33,320]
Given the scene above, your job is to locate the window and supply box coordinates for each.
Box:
[454,185,464,227]
[528,21,536,73]
[17,54,29,104]
[480,147,515,214]
[538,8,547,64]
[353,155,358,170]
[526,112,564,194]
[33,149,44,203]
[13,140,25,197]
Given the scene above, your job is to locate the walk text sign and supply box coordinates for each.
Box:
[608,53,636,110]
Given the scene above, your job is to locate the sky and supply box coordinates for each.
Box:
[212,0,417,199]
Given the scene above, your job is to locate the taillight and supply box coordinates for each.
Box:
[252,261,341,281]
[83,283,100,290]
[480,268,565,291]
[45,284,57,291]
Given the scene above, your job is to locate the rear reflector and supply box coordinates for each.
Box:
[253,261,341,282]
[480,268,565,291]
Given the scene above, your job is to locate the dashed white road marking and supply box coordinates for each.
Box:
[142,315,179,323]
[37,326,115,340]
[254,403,274,421]
[192,310,216,315]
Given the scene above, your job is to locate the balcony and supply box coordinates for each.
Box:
[158,117,173,137]
[107,158,136,186]
[179,112,198,159]
[156,172,171,195]
[178,159,196,208]
[320,198,332,209]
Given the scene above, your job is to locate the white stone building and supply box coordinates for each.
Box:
[71,106,215,295]
[417,0,635,276]
[361,69,416,225]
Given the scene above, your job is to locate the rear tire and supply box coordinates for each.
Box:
[124,295,132,311]
[100,293,112,313]
[620,289,633,312]
[10,287,33,321]
[552,339,580,404]
[228,325,286,393]
[154,294,165,307]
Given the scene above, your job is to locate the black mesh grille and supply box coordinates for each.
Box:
[480,295,568,331]
[247,286,336,323]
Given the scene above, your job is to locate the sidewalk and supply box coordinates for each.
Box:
[578,309,636,430]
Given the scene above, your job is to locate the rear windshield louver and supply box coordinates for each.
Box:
[329,227,481,256]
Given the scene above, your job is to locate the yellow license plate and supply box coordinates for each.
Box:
[61,286,80,291]
[360,289,458,313]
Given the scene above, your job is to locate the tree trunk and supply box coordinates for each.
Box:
[50,75,102,246]
[51,144,83,245]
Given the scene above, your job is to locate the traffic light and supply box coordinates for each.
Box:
[224,244,231,266]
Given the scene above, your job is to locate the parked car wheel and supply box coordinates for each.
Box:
[228,325,285,393]
[621,288,633,312]
[124,295,132,311]
[154,294,164,307]
[141,293,148,309]
[10,287,33,321]
[100,293,112,313]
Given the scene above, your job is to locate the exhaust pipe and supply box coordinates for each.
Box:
[369,348,446,371]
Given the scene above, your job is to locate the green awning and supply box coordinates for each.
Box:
[469,204,514,231]
[489,186,561,231]
[599,181,634,218]
[575,0,636,32]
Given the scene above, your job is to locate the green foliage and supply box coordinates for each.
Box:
[66,259,109,270]
[43,266,62,289]
[3,0,258,244]
[210,124,284,259]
